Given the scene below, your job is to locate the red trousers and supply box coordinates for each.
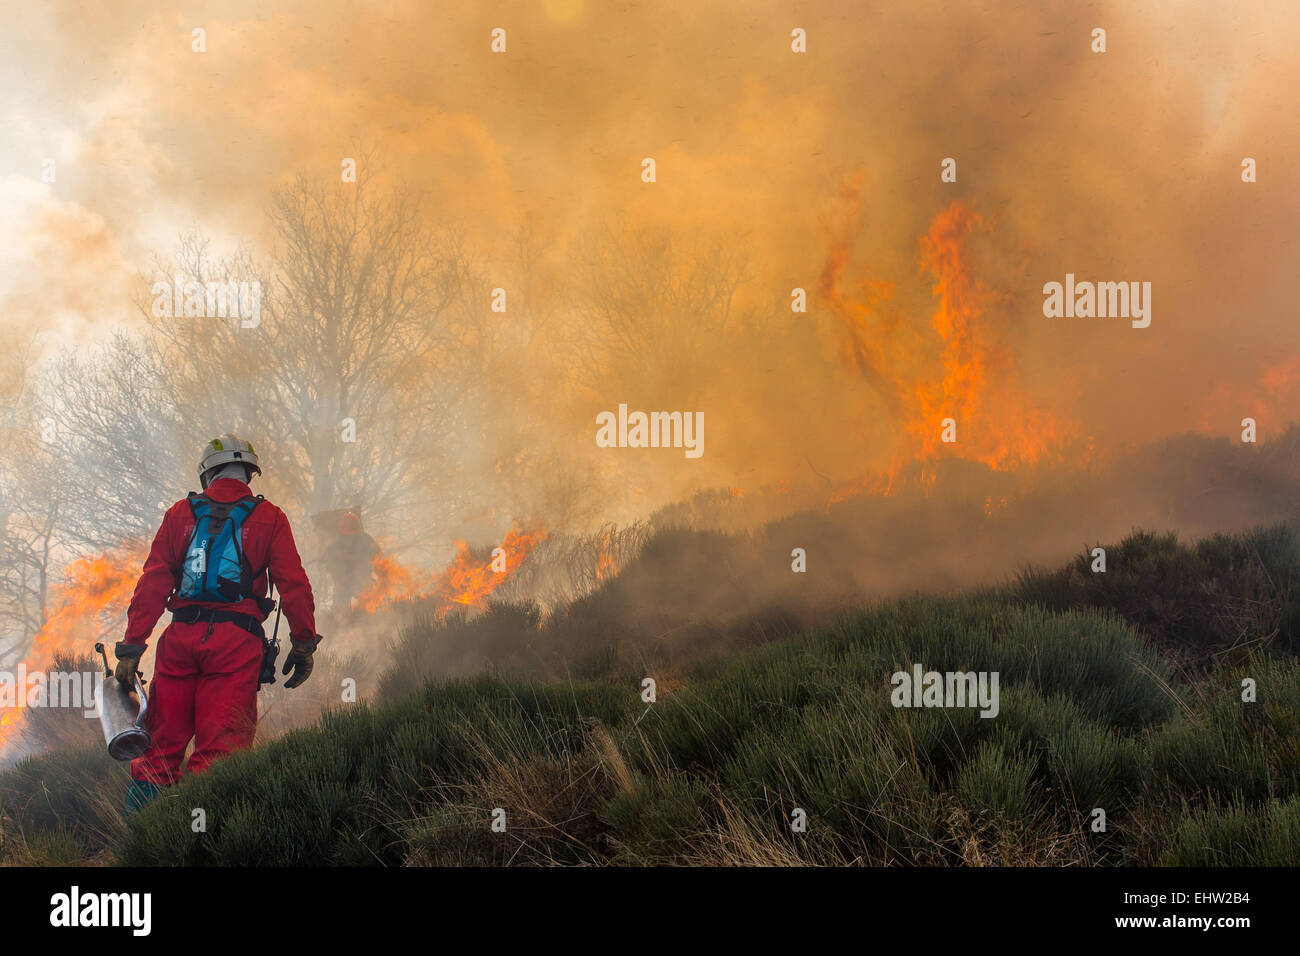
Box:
[130,620,263,785]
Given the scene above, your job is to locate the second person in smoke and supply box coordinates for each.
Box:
[324,510,380,609]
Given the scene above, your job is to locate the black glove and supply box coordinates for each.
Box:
[114,642,145,686]
[282,636,319,689]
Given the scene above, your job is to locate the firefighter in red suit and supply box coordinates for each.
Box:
[113,434,320,815]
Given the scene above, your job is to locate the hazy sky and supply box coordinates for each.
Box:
[3,0,1298,519]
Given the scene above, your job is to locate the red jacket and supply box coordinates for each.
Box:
[122,477,318,647]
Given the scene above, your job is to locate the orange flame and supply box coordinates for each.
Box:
[355,525,546,615]
[1201,354,1300,433]
[820,188,1077,499]
[0,543,145,750]
[1262,356,1300,397]
[595,528,618,583]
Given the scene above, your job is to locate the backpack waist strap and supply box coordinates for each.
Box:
[171,605,266,640]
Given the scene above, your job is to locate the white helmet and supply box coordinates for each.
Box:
[198,433,262,484]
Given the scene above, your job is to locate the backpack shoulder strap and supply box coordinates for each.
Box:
[229,496,267,588]
[175,494,209,592]
[230,495,264,518]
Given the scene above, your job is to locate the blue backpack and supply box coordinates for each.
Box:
[176,493,264,603]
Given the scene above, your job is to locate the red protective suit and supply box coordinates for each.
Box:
[121,477,317,785]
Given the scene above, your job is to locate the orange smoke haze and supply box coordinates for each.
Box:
[2,0,1297,527]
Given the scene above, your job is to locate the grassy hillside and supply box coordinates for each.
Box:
[117,596,1298,866]
[3,521,1298,866]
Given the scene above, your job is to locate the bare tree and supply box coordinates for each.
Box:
[567,219,749,404]
[0,343,64,659]
[40,333,191,548]
[45,169,478,559]
[251,170,469,519]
